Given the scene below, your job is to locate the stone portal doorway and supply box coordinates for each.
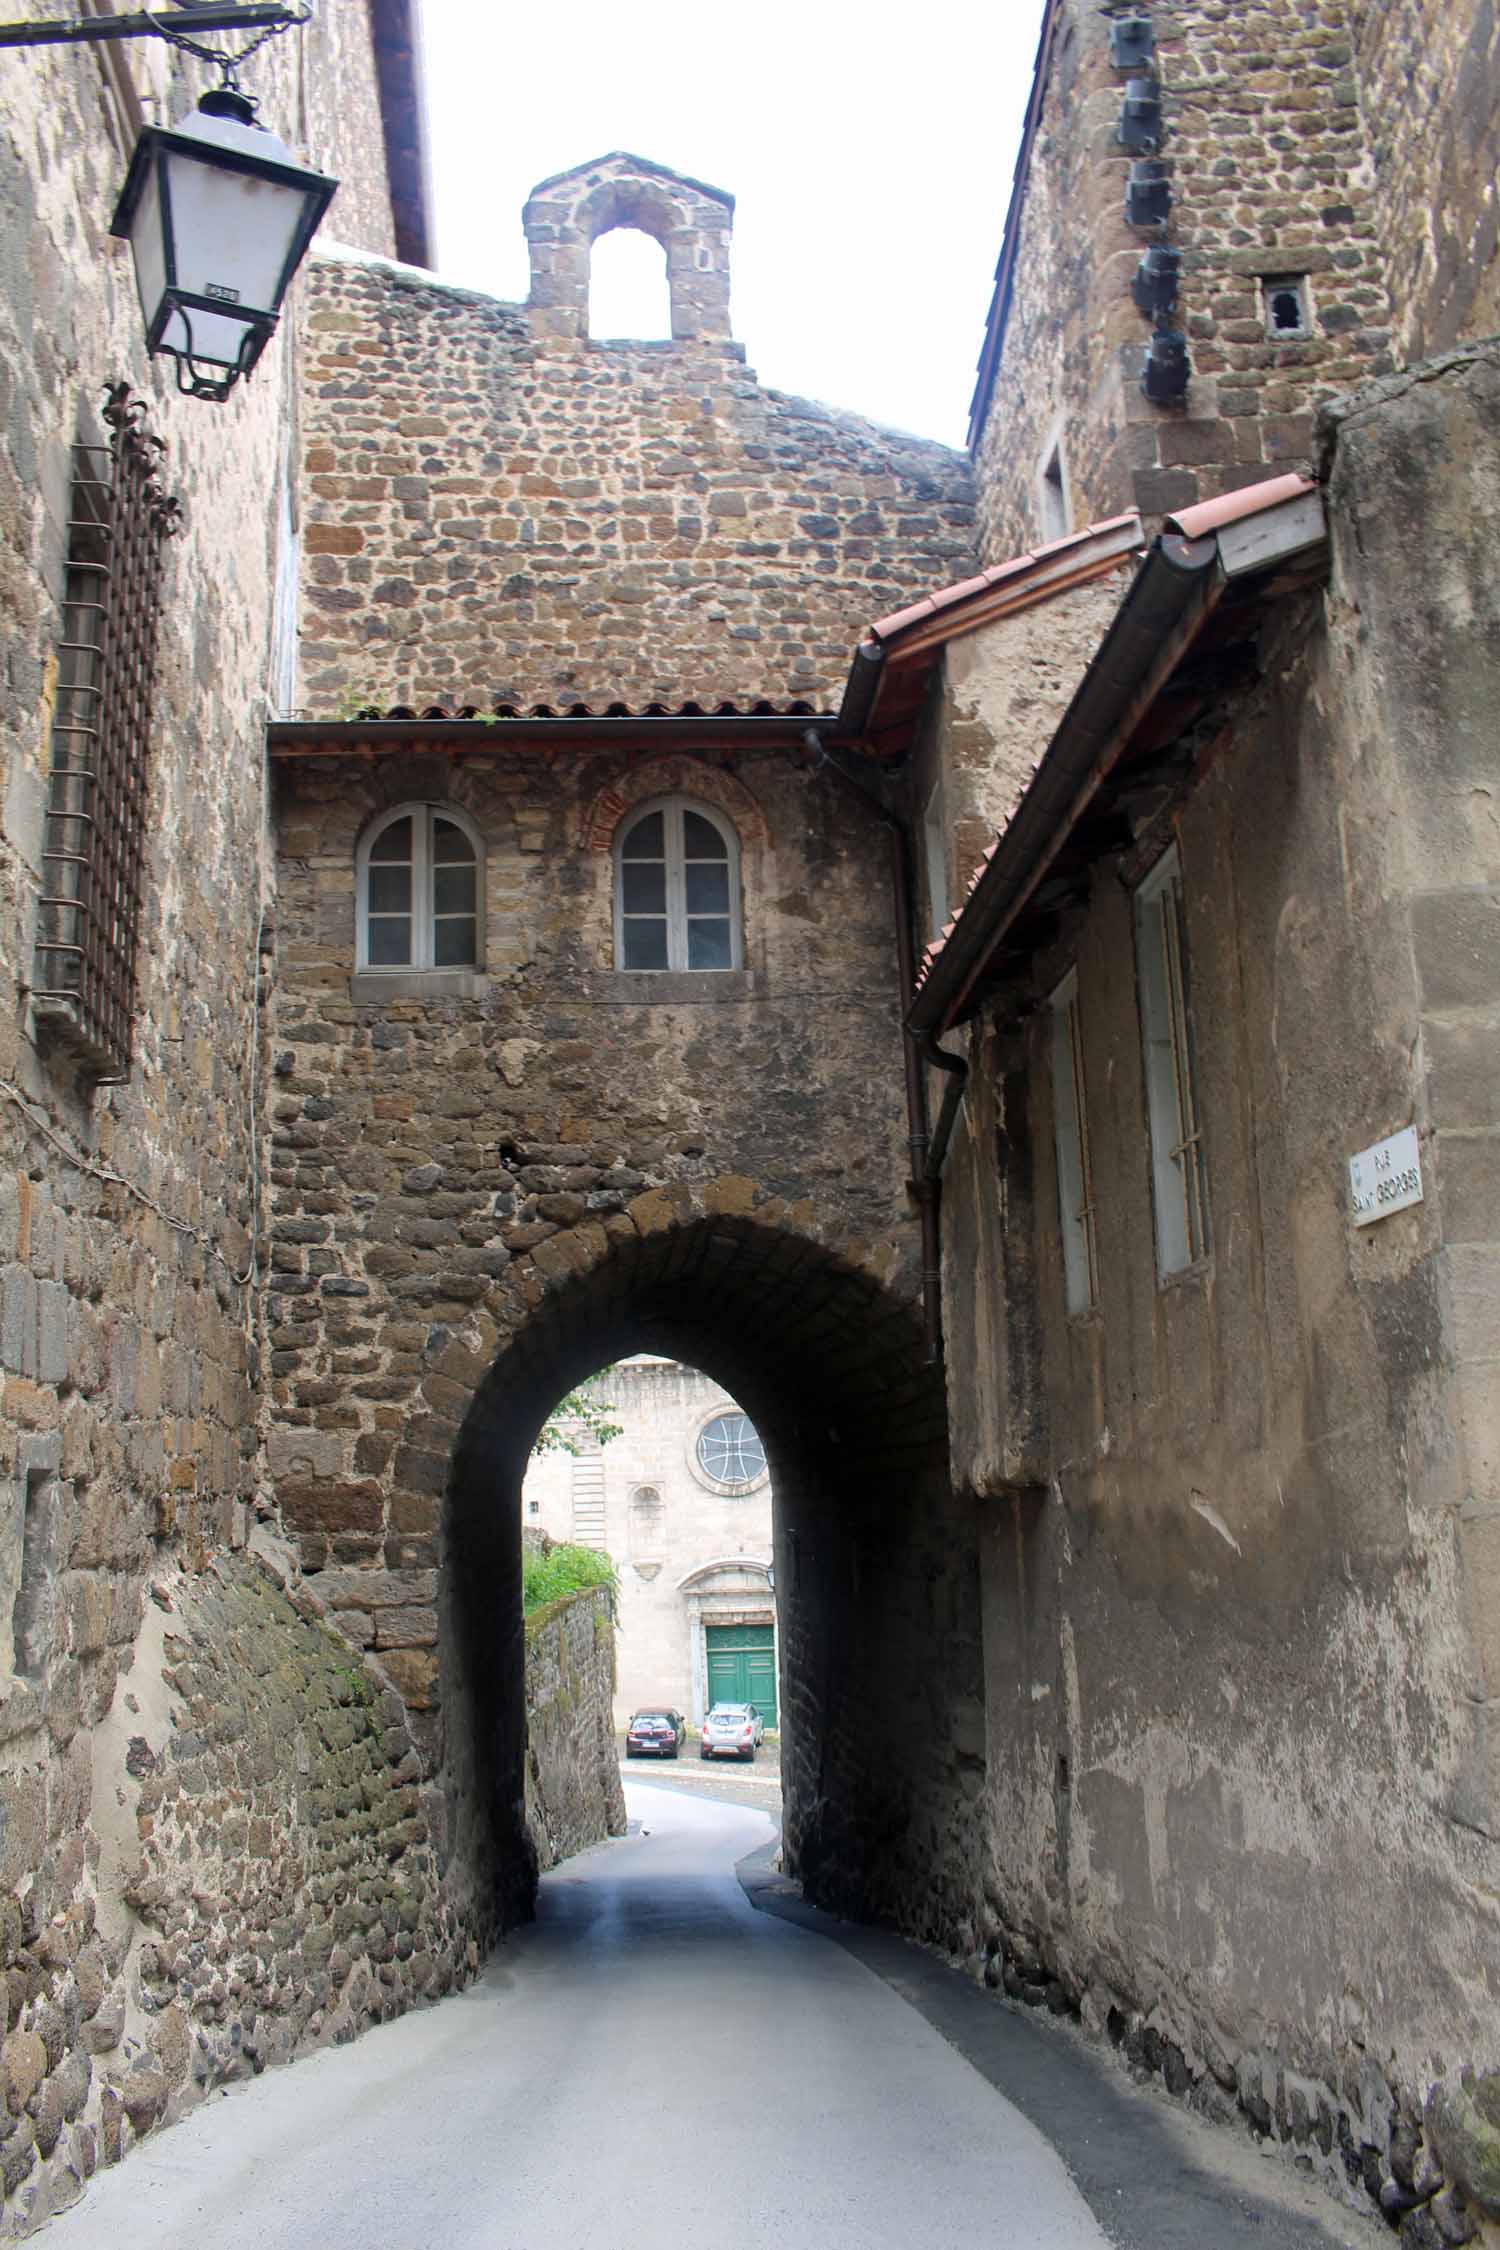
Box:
[439,1208,984,1953]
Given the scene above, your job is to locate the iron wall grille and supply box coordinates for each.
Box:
[33,384,180,1079]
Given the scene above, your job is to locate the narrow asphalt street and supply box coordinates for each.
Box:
[38,1783,1384,2250]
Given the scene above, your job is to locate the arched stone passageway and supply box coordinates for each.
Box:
[442,1210,985,1952]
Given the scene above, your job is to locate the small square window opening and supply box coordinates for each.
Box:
[1263,276,1310,338]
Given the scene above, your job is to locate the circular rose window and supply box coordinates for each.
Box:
[691,1409,768,1496]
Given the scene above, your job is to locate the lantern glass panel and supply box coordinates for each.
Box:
[127,161,168,339]
[162,145,309,322]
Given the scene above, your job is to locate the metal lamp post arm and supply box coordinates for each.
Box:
[0,6,308,53]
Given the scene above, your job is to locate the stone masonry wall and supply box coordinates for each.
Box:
[268,739,919,1631]
[971,0,1392,560]
[269,730,985,1970]
[1355,0,1500,363]
[276,162,988,1976]
[301,2,403,267]
[296,246,976,716]
[0,16,412,2238]
[524,1587,625,1873]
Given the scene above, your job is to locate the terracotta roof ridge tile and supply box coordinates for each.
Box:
[1165,472,1316,541]
[868,511,1143,645]
[910,478,1325,1003]
[294,696,838,725]
[916,832,1010,991]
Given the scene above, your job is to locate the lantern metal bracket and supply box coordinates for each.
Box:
[166,303,275,400]
[0,7,309,52]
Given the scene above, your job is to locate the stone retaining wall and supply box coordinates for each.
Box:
[1,1546,469,2236]
[524,1587,625,1872]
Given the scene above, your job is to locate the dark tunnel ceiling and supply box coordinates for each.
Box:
[452,1215,947,1478]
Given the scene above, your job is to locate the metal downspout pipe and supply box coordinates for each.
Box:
[923,1031,970,1187]
[887,823,942,1365]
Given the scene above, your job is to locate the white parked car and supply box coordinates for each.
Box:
[699,1703,763,1760]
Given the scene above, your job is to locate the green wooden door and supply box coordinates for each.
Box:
[705,1623,777,1728]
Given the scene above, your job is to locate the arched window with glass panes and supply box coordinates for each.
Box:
[614,797,741,971]
[357,804,482,971]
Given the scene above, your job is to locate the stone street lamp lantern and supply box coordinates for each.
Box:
[111,81,337,402]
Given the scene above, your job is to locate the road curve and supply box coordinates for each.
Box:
[38,1786,1107,2249]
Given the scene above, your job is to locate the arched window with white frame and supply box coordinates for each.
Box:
[614,797,741,971]
[356,803,483,971]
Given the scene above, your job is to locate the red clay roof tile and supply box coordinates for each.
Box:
[1165,473,1315,541]
[309,696,832,724]
[866,513,1143,647]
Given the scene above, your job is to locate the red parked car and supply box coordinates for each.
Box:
[625,1709,685,1758]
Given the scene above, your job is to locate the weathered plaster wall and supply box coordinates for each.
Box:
[1321,345,1500,1879]
[913,566,1136,932]
[943,350,1500,2235]
[524,1586,625,1871]
[1356,0,1500,363]
[971,0,1391,559]
[295,244,976,715]
[0,18,411,2236]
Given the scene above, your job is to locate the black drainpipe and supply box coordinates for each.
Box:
[891,824,943,1366]
[923,1030,970,1190]
[805,727,964,1366]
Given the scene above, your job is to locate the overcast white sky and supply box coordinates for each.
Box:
[418,0,1045,451]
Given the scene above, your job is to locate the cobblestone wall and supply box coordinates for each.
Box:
[270,153,989,1987]
[524,1587,625,1872]
[268,706,985,1946]
[1,1545,468,2231]
[296,222,975,716]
